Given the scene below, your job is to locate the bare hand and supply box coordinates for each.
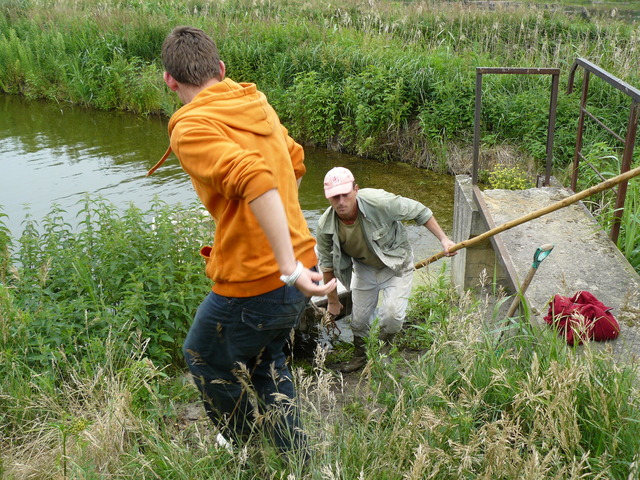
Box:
[327,299,343,316]
[295,268,337,297]
[442,239,457,257]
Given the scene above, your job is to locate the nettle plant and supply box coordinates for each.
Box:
[4,197,213,371]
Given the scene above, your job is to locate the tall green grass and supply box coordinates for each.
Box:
[2,221,639,478]
[618,185,640,272]
[574,142,640,273]
[0,0,638,170]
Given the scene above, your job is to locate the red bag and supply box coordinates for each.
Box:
[544,291,620,346]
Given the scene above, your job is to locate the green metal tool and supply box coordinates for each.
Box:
[505,243,554,319]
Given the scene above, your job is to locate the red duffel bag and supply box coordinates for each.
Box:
[544,291,620,346]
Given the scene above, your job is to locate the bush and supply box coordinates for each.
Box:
[486,164,533,190]
[279,71,341,147]
[3,197,213,371]
[340,64,413,157]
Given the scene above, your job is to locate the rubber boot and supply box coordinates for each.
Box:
[379,332,396,357]
[339,336,367,373]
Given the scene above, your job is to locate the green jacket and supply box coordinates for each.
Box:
[316,188,432,287]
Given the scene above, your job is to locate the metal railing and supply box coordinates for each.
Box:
[567,57,640,244]
[470,67,561,292]
[472,67,561,187]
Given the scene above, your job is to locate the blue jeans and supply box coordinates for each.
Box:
[183,284,308,453]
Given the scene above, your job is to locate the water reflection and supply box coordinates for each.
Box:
[0,95,191,234]
[0,94,454,262]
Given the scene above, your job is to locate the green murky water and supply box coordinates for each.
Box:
[0,94,454,261]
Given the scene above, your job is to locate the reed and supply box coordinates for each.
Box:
[617,182,640,272]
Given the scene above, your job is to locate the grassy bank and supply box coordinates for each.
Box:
[1,201,639,478]
[0,0,639,170]
[2,0,638,266]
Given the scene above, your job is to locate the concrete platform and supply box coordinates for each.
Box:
[480,184,640,364]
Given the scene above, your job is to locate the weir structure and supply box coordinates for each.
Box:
[452,59,640,363]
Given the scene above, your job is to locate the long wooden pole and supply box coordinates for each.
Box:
[415,165,640,270]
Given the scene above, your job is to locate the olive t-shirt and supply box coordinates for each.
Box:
[338,214,386,268]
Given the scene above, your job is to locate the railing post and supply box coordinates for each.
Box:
[567,58,640,243]
[571,70,590,192]
[472,70,483,185]
[544,72,560,186]
[610,100,640,244]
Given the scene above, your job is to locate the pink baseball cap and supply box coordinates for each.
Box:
[323,167,355,198]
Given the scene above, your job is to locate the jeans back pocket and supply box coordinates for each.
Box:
[241,300,305,332]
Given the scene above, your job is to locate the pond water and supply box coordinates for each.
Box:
[0,94,455,263]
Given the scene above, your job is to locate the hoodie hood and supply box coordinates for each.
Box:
[169,78,274,136]
[148,79,273,175]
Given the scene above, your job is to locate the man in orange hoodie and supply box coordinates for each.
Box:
[151,25,335,456]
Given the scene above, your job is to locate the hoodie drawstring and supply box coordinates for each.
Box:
[147,145,173,176]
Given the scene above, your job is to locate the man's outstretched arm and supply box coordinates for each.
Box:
[249,188,337,296]
[424,216,457,256]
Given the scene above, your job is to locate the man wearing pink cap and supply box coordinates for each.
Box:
[317,167,456,372]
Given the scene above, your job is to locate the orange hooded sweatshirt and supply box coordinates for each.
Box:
[149,78,317,297]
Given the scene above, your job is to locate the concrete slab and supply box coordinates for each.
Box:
[482,185,640,364]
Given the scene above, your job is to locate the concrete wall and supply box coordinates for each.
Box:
[451,175,508,294]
